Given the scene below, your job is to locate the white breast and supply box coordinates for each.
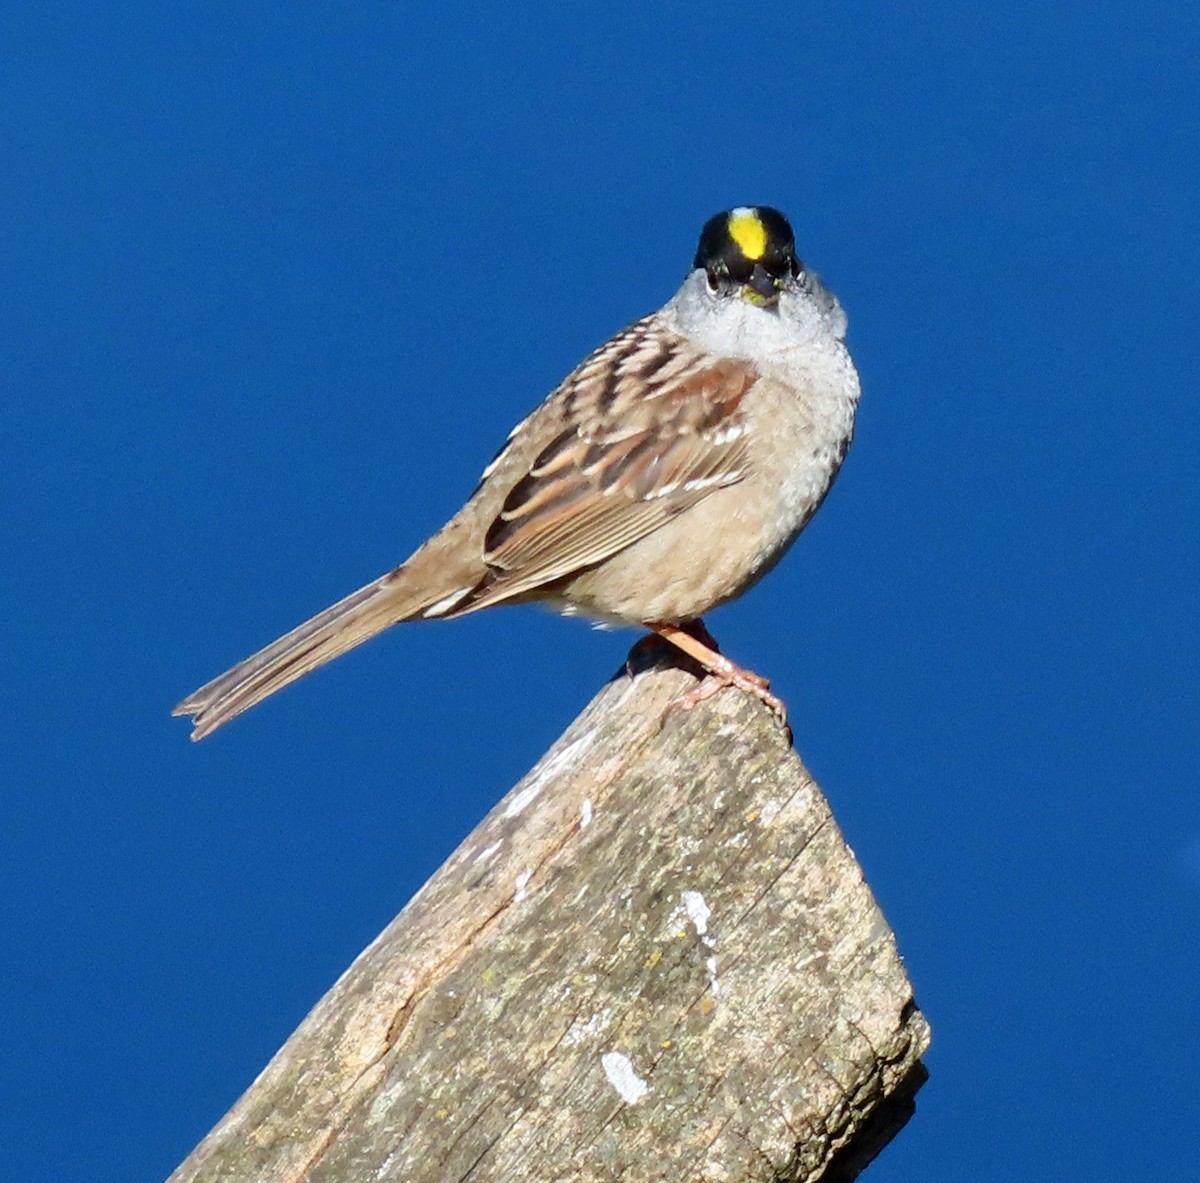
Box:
[666,268,861,545]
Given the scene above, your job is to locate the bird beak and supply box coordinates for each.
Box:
[742,264,781,307]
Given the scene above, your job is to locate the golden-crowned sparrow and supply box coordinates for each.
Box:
[175,206,860,740]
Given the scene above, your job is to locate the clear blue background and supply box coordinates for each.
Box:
[4,5,1197,1180]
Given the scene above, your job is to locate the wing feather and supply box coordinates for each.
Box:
[458,320,757,609]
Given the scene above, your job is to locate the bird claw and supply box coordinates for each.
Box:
[666,668,791,742]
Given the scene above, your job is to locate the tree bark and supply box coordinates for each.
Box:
[169,654,930,1183]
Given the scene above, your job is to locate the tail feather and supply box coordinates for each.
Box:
[174,564,464,741]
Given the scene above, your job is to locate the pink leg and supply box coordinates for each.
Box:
[646,620,790,736]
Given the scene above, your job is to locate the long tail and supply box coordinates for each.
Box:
[174,563,472,741]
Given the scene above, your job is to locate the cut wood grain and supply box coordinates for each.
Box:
[169,654,929,1183]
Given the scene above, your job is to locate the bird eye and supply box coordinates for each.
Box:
[705,268,720,293]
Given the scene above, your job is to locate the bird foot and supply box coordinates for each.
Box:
[645,620,792,741]
[668,667,790,737]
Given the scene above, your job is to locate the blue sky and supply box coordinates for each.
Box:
[3,5,1197,1180]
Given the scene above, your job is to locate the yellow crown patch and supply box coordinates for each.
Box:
[727,209,768,261]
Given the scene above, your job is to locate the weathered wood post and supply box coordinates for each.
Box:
[169,657,929,1182]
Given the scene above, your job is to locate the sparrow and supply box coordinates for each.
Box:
[175,206,860,740]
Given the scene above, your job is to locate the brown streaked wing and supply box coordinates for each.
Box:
[462,319,758,607]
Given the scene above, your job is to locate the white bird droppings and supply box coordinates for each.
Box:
[682,890,712,939]
[580,798,593,829]
[514,867,533,902]
[504,734,591,818]
[473,840,503,865]
[601,1051,649,1104]
[503,781,544,819]
[682,890,719,995]
[705,956,720,996]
